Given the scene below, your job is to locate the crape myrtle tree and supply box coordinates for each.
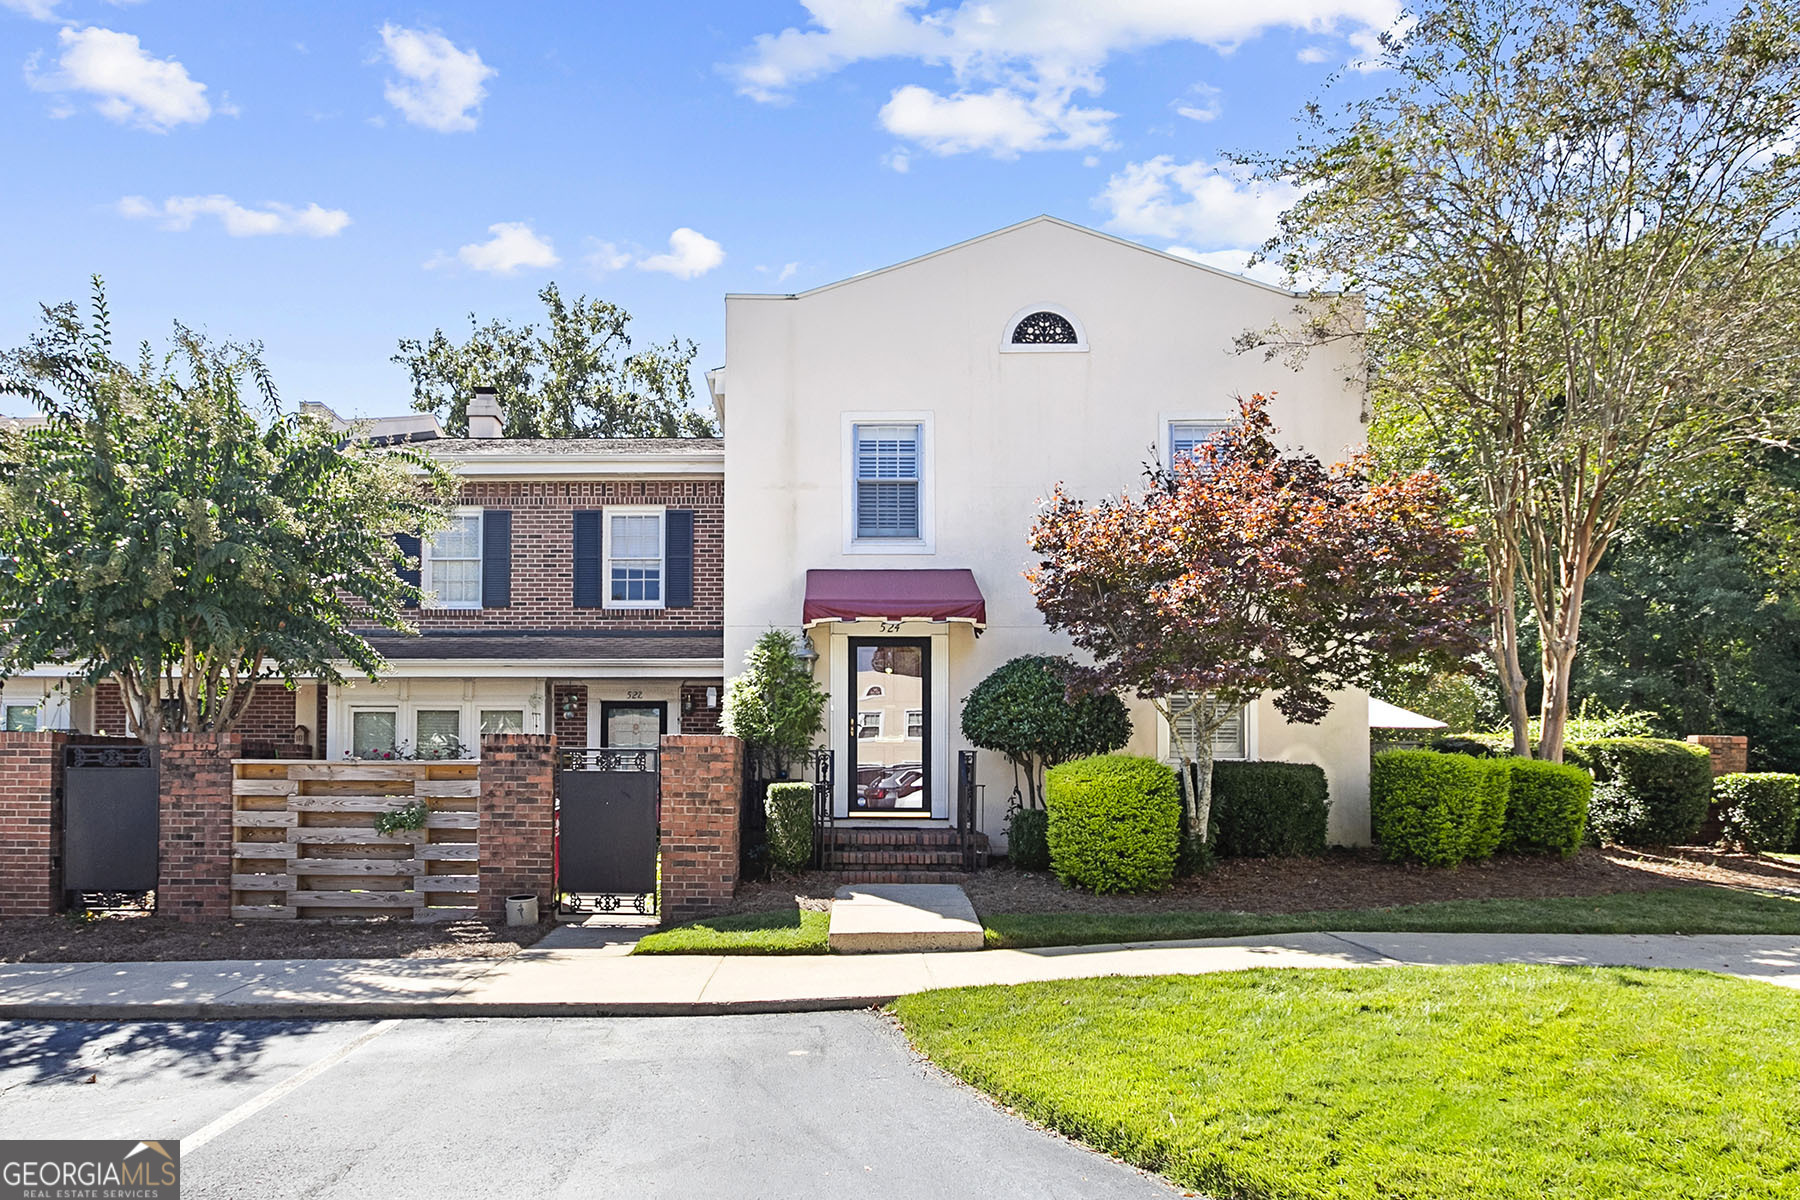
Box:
[1027,395,1486,856]
[1247,0,1800,760]
[0,279,456,745]
[394,282,718,438]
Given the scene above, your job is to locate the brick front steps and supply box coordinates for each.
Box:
[819,827,989,885]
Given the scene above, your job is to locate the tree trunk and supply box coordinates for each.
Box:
[1190,740,1216,851]
[1486,546,1531,757]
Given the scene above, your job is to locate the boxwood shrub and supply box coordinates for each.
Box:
[1712,773,1800,852]
[1370,750,1508,867]
[1208,761,1330,857]
[1005,806,1050,870]
[1045,755,1180,893]
[1568,738,1712,846]
[764,781,815,872]
[1497,759,1592,857]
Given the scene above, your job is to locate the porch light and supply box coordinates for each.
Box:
[794,633,819,668]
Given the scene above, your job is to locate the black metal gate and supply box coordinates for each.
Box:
[63,743,159,898]
[555,747,659,914]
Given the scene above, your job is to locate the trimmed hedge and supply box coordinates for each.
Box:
[1497,759,1592,857]
[1208,761,1330,857]
[1569,738,1712,846]
[1046,755,1180,893]
[1713,773,1800,852]
[764,782,815,872]
[1005,806,1051,870]
[1370,750,1508,867]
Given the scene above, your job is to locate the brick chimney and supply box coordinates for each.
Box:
[467,386,504,439]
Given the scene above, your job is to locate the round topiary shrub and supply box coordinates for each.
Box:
[764,782,815,872]
[1712,773,1800,852]
[1045,755,1180,893]
[1208,761,1330,857]
[1499,759,1592,857]
[961,655,1132,812]
[1572,738,1712,846]
[1005,805,1050,870]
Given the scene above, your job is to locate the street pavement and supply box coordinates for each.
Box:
[0,1013,1180,1199]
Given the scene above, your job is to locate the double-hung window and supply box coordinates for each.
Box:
[1171,695,1249,761]
[853,423,921,540]
[606,509,664,608]
[423,509,483,609]
[1168,420,1230,471]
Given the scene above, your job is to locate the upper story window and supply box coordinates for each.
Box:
[1168,419,1231,471]
[423,509,483,609]
[854,423,921,540]
[1002,305,1087,353]
[606,508,665,608]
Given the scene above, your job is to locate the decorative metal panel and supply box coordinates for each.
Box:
[1010,310,1078,344]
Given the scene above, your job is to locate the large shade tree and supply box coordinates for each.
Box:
[0,280,456,744]
[1249,0,1800,759]
[1027,395,1486,852]
[394,282,717,439]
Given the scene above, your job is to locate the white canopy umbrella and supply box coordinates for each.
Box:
[1369,697,1448,729]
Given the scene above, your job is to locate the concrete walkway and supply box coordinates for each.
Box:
[1,932,1797,1019]
[827,883,986,952]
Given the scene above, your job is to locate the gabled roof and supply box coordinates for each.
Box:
[724,214,1305,302]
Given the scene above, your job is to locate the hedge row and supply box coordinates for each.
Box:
[764,782,815,872]
[1371,750,1591,866]
[1712,773,1800,852]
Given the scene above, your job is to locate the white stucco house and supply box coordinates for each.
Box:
[712,215,1376,849]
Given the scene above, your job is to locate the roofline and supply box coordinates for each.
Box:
[425,450,724,477]
[723,214,1315,302]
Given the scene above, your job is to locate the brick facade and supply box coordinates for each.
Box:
[0,732,67,917]
[679,680,724,735]
[552,685,589,746]
[94,681,314,753]
[157,735,239,920]
[1687,735,1748,777]
[658,734,743,918]
[405,478,724,632]
[477,733,557,919]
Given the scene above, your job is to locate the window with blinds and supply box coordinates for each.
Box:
[854,423,921,539]
[1171,695,1248,760]
[1169,420,1229,470]
[424,511,482,607]
[607,511,664,606]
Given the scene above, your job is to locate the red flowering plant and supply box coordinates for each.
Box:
[1027,394,1486,863]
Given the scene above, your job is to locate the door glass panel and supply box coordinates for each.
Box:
[606,704,663,749]
[853,643,926,812]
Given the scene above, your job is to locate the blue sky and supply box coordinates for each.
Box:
[0,1,1397,420]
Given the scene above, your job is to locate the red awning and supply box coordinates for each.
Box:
[803,568,987,628]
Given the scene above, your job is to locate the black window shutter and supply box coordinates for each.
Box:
[665,509,694,609]
[395,533,421,608]
[573,511,602,608]
[481,509,512,608]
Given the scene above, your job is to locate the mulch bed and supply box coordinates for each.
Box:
[0,912,552,964]
[730,846,1800,918]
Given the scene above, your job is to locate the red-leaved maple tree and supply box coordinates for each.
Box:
[1027,394,1487,853]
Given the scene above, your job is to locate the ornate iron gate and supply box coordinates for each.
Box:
[63,743,159,898]
[555,747,659,914]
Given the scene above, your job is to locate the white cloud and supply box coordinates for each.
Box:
[3,0,63,20]
[638,228,725,280]
[1098,156,1299,249]
[1166,245,1290,286]
[433,221,558,274]
[1174,82,1221,123]
[27,26,212,130]
[728,0,1401,156]
[883,147,911,173]
[1297,44,1330,63]
[581,238,632,273]
[776,261,799,284]
[117,194,350,237]
[879,82,1112,157]
[377,23,493,133]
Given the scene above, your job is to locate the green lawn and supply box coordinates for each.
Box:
[633,907,829,955]
[894,965,1800,1199]
[983,885,1800,948]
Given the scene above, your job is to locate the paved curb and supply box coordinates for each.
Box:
[0,995,897,1021]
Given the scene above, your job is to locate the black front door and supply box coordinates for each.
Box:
[847,638,930,817]
[600,701,668,748]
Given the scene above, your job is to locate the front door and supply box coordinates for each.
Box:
[847,638,930,817]
[600,701,667,749]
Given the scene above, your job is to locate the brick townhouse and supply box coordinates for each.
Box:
[0,389,726,756]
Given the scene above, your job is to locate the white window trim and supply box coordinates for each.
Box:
[4,702,41,732]
[1000,304,1089,353]
[348,705,402,756]
[1158,410,1238,472]
[603,505,667,611]
[1159,697,1259,763]
[842,411,935,554]
[857,710,884,739]
[421,506,483,611]
[904,708,924,739]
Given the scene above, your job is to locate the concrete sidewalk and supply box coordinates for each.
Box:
[2,932,1797,1020]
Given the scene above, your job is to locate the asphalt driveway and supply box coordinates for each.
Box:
[0,1013,1179,1199]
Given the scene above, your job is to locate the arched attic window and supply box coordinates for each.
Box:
[1002,306,1088,352]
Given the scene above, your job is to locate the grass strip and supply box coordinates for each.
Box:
[633,907,829,955]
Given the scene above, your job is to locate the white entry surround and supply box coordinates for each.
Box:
[718,216,1376,845]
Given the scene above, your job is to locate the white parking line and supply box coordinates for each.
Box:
[182,1020,400,1156]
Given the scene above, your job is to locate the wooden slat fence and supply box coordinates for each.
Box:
[230,759,480,920]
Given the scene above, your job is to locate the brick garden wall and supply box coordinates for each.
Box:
[1687,735,1749,777]
[658,734,742,918]
[158,735,239,920]
[0,732,67,917]
[477,733,557,919]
